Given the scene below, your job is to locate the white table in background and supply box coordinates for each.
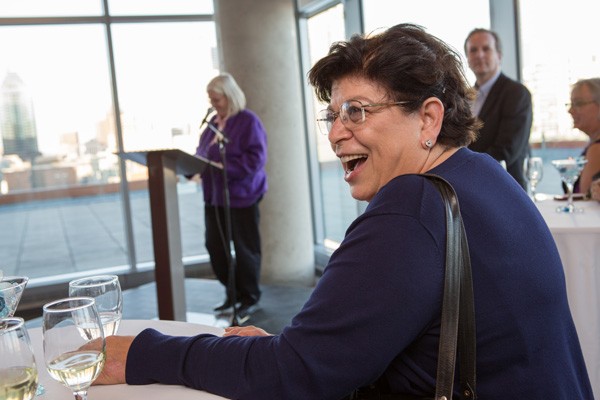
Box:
[536,198,600,398]
[29,319,229,400]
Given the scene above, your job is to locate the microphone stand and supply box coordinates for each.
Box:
[208,122,238,326]
[206,122,229,144]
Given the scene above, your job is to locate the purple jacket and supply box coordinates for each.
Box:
[195,109,267,208]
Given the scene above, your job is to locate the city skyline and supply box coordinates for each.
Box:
[1,72,40,161]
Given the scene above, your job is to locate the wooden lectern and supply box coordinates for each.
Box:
[119,149,221,321]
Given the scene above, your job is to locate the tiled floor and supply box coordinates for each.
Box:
[25,278,315,335]
[0,181,210,280]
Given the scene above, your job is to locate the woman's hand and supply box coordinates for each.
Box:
[93,336,136,385]
[223,325,272,337]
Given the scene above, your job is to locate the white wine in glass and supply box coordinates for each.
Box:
[43,297,105,400]
[69,275,123,336]
[0,276,46,397]
[0,317,39,400]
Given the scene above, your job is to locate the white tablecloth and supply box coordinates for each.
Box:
[30,319,229,400]
[536,199,600,398]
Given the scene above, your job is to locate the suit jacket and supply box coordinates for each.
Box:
[468,73,533,189]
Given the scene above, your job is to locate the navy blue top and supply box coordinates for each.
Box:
[195,109,268,208]
[574,138,600,193]
[126,148,592,399]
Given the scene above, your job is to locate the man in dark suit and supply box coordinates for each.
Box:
[465,28,533,190]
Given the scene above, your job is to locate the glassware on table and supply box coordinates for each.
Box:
[69,275,123,336]
[0,276,29,318]
[42,297,106,400]
[524,156,544,201]
[551,157,588,213]
[0,317,39,400]
[0,275,46,397]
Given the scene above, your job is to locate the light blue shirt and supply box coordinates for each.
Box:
[472,69,501,116]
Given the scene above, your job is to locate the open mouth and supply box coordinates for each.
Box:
[341,154,368,174]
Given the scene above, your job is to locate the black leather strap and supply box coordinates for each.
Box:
[346,175,476,400]
[421,174,476,400]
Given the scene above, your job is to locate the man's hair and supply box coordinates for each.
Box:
[464,28,502,56]
[308,23,480,147]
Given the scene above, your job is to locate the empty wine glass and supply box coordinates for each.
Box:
[524,157,544,201]
[69,275,123,336]
[0,317,39,400]
[0,276,29,318]
[43,297,105,400]
[551,157,588,213]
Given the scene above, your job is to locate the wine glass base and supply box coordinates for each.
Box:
[35,384,46,396]
[555,204,584,213]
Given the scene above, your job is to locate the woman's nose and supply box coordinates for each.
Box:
[327,118,350,144]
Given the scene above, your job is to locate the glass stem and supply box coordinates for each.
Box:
[566,183,575,211]
[73,390,88,400]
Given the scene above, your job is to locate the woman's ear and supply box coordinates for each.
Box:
[419,97,444,145]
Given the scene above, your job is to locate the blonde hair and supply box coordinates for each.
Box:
[207,73,246,115]
[572,78,600,104]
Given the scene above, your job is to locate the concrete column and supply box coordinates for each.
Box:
[214,0,315,286]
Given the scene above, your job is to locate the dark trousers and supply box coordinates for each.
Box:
[204,201,262,306]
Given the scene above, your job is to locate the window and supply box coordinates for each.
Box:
[0,24,129,278]
[519,0,597,194]
[0,0,102,17]
[0,12,218,281]
[107,0,213,15]
[111,21,219,265]
[363,0,490,84]
[305,4,356,246]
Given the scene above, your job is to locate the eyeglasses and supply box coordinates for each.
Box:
[316,99,410,135]
[565,100,597,109]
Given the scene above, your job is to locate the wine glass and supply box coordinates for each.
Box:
[0,275,46,397]
[524,156,544,201]
[0,317,39,400]
[69,275,123,336]
[551,157,588,213]
[0,276,29,318]
[42,297,105,400]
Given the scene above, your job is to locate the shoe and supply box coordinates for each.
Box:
[214,300,236,312]
[236,303,260,324]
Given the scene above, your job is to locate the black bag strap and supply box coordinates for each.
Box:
[419,174,476,400]
[346,174,477,400]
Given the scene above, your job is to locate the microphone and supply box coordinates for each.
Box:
[199,107,215,129]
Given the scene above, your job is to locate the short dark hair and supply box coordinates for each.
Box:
[464,28,502,56]
[308,23,479,148]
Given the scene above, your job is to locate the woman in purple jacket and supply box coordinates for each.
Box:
[195,73,268,320]
[94,26,591,399]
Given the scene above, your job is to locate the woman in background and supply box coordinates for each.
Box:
[568,77,600,195]
[194,73,268,320]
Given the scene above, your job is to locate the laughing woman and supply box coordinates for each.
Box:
[567,78,600,195]
[93,24,592,399]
